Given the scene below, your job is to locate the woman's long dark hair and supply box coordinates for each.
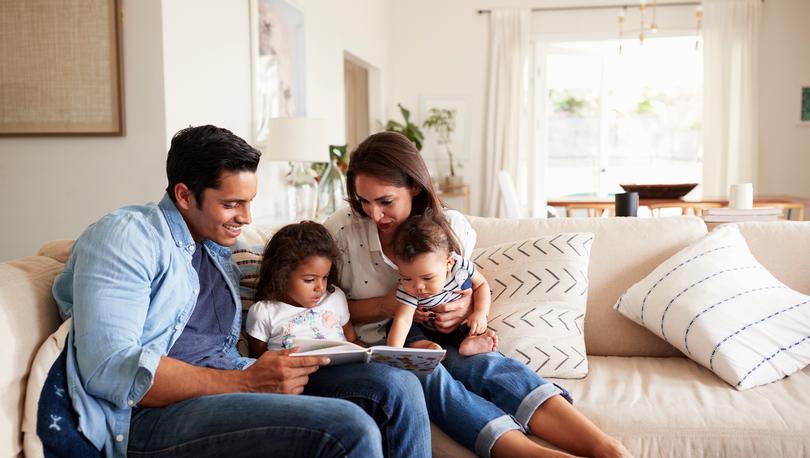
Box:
[346,131,460,253]
[254,221,341,303]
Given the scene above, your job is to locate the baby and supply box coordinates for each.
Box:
[387,213,497,356]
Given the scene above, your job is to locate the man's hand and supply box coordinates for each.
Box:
[425,289,473,333]
[244,348,330,395]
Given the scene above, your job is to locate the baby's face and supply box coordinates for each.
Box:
[397,252,453,298]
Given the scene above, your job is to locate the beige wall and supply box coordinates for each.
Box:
[0,0,167,262]
[757,0,810,199]
[0,0,391,261]
[387,0,809,215]
[0,0,806,262]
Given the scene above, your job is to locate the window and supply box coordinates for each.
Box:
[538,36,703,198]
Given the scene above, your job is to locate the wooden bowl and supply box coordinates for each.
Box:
[619,183,698,199]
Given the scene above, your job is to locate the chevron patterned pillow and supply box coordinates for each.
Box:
[614,225,810,390]
[473,232,594,378]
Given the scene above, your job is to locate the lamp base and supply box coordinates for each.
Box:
[286,162,319,221]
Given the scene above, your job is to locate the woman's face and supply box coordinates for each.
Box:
[354,174,419,235]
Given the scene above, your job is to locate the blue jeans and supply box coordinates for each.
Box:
[129,363,430,458]
[422,348,572,458]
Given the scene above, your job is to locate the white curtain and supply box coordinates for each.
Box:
[482,9,530,217]
[702,0,761,198]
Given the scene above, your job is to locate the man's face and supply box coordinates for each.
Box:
[177,171,257,246]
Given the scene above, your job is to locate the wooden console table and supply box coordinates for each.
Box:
[548,195,808,220]
[438,184,470,214]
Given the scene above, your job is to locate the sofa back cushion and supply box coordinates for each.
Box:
[735,221,810,295]
[0,255,64,456]
[468,216,707,357]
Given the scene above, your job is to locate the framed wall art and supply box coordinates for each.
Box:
[0,0,124,136]
[250,0,307,143]
[800,85,810,127]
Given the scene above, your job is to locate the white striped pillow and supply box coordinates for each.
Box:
[614,225,810,390]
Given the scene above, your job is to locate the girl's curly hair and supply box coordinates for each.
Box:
[254,221,341,303]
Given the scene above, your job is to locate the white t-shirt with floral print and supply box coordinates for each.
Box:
[246,287,350,350]
[324,206,477,344]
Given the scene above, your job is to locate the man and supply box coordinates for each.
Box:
[51,125,430,457]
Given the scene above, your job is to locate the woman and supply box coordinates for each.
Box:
[325,132,629,458]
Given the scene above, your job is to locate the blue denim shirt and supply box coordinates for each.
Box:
[52,194,254,457]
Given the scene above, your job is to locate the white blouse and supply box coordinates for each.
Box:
[324,205,477,344]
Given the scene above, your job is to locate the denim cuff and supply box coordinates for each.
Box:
[474,414,521,458]
[514,383,566,430]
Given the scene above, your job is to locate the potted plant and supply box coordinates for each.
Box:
[384,103,425,151]
[423,107,462,190]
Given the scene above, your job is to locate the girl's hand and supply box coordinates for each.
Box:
[467,311,488,336]
[431,289,473,333]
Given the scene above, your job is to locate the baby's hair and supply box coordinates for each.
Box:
[392,213,461,263]
[254,221,340,302]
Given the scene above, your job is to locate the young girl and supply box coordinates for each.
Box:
[246,221,359,357]
[388,213,498,356]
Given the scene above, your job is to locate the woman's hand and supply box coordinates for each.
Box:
[421,289,473,333]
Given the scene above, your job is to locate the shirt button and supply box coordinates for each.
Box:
[127,399,134,406]
[193,288,199,295]
[115,434,124,442]
[175,324,182,331]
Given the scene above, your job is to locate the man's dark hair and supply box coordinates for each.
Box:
[166,125,261,206]
[254,221,341,303]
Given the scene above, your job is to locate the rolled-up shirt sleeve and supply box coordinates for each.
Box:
[68,213,162,409]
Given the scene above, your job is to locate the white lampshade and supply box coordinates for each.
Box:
[262,117,329,163]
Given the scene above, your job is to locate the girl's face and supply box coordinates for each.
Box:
[285,256,332,308]
[397,252,454,298]
[354,174,420,235]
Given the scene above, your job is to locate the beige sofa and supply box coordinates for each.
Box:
[4,216,810,457]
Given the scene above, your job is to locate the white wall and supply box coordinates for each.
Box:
[0,0,167,262]
[387,0,809,215]
[757,0,810,200]
[160,0,391,219]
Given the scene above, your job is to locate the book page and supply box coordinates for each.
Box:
[367,346,446,375]
[290,338,368,366]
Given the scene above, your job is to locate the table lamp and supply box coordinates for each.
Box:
[262,117,329,221]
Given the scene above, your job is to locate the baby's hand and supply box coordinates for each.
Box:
[425,342,443,351]
[467,312,488,335]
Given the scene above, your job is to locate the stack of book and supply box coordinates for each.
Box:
[702,207,782,223]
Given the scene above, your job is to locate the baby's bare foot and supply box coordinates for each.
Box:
[459,330,498,356]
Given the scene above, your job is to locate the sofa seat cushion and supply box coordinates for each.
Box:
[432,355,810,457]
[555,356,810,457]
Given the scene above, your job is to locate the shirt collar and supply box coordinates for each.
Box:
[157,193,232,259]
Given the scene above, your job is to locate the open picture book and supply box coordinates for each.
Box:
[291,338,445,375]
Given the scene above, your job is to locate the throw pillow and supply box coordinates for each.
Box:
[232,225,275,356]
[473,232,594,378]
[614,225,810,390]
